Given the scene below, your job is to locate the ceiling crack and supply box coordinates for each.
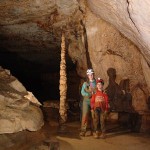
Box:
[126,0,140,34]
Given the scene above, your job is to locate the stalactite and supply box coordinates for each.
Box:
[59,33,67,124]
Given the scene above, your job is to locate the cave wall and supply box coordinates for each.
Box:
[85,9,149,113]
[0,0,150,132]
[67,5,150,131]
[67,3,149,113]
[87,0,150,65]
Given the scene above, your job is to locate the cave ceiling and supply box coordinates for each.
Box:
[0,0,150,73]
[0,0,83,73]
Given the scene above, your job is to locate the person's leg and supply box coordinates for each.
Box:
[79,100,83,122]
[93,108,100,138]
[100,111,106,138]
[80,100,89,136]
[85,100,93,136]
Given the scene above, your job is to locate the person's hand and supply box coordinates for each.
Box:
[88,86,93,93]
[85,86,92,93]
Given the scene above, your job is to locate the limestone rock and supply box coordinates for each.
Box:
[9,79,26,93]
[24,91,42,106]
[0,0,149,132]
[0,67,44,134]
[84,8,149,113]
[87,0,150,65]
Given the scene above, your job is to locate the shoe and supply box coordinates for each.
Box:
[100,133,106,139]
[85,130,92,136]
[79,131,85,137]
[93,131,99,139]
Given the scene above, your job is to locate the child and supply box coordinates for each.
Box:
[91,78,109,139]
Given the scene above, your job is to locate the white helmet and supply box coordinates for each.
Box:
[86,69,94,75]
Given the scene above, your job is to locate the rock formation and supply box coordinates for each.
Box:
[87,0,150,65]
[0,67,44,134]
[59,33,67,123]
[0,0,149,132]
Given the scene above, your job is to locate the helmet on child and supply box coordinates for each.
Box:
[86,69,94,75]
[96,77,104,85]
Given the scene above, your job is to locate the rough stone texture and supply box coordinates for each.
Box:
[0,67,44,134]
[24,91,42,106]
[87,0,150,95]
[68,37,88,77]
[0,0,83,74]
[85,9,149,112]
[87,0,150,65]
[83,8,150,132]
[0,0,149,132]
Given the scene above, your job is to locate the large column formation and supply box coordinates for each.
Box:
[59,33,67,124]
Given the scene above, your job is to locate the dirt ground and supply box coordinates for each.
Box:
[0,119,150,150]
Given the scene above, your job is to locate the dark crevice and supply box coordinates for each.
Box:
[126,0,140,34]
[80,20,92,69]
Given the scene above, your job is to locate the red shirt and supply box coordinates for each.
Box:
[91,90,109,111]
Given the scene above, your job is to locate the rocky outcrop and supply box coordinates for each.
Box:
[0,0,149,132]
[0,0,83,75]
[87,0,150,105]
[68,4,150,131]
[87,0,150,65]
[84,8,150,132]
[0,67,44,134]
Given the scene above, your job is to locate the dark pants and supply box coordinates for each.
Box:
[93,108,106,133]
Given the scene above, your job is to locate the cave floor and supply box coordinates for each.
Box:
[0,119,150,150]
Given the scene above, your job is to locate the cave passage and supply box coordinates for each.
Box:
[0,47,80,104]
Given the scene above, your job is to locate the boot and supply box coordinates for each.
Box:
[79,131,86,137]
[93,131,99,139]
[85,130,92,136]
[100,132,106,139]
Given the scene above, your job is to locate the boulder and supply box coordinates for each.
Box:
[0,67,44,134]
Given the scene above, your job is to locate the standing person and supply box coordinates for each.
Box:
[79,69,96,136]
[91,78,109,139]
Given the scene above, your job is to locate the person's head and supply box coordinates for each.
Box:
[96,78,104,91]
[86,69,94,81]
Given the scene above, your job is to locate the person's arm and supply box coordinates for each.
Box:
[105,94,109,111]
[81,82,91,97]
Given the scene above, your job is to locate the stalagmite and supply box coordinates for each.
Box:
[59,33,67,124]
